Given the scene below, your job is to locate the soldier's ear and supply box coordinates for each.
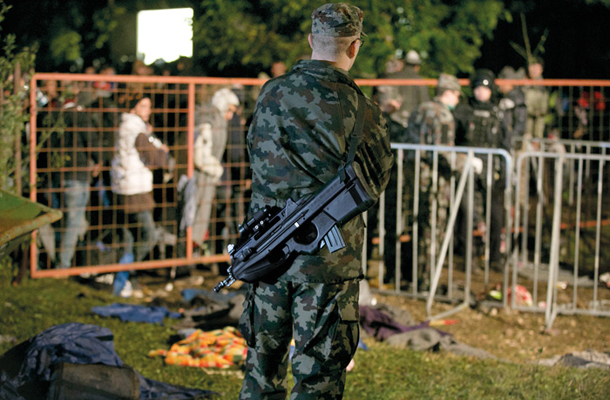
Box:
[308,34,314,50]
[347,40,358,59]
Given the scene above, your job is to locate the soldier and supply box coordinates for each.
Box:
[524,57,549,139]
[498,66,527,141]
[412,73,461,147]
[376,49,430,128]
[238,3,393,399]
[498,66,529,206]
[406,74,481,279]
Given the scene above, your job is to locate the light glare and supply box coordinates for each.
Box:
[137,8,193,65]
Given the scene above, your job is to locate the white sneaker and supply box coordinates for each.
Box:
[95,274,115,285]
[119,280,133,298]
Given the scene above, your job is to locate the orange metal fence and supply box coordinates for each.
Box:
[28,73,263,278]
[27,73,610,278]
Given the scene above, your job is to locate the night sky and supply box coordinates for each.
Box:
[2,0,609,79]
[475,0,610,79]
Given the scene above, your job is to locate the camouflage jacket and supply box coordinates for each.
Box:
[524,83,550,117]
[409,97,456,146]
[408,98,462,186]
[247,59,393,283]
[377,66,430,127]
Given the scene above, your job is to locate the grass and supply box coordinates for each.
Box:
[1,256,608,400]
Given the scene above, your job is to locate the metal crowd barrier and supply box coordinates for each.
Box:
[512,151,610,328]
[513,137,610,207]
[368,144,513,321]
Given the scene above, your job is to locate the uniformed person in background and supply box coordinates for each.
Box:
[238,3,393,399]
[498,66,529,206]
[376,49,430,129]
[498,66,528,142]
[457,69,509,268]
[524,57,549,139]
[407,74,481,281]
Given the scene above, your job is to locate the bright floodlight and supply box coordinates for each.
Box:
[137,8,193,65]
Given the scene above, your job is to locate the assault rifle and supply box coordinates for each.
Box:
[213,161,376,291]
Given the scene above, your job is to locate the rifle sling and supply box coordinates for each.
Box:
[346,95,366,165]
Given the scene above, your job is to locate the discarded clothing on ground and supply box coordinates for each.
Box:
[91,303,181,324]
[359,305,497,360]
[359,304,440,341]
[370,302,415,327]
[0,323,216,399]
[386,328,497,359]
[171,289,245,331]
[537,350,610,369]
[149,326,247,369]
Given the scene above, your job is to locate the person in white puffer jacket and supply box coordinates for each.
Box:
[112,95,169,265]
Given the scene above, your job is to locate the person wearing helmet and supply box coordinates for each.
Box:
[455,69,508,269]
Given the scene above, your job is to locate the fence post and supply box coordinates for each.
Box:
[14,62,22,195]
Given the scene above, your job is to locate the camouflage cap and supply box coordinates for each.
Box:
[311,3,367,38]
[437,73,461,92]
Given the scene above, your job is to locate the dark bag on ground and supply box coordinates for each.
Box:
[46,362,140,400]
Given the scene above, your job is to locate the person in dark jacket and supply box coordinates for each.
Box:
[57,84,100,269]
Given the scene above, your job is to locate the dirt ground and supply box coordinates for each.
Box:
[375,291,610,364]
[131,263,610,366]
[366,261,610,364]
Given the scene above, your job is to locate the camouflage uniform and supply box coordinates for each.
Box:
[377,64,430,128]
[407,97,456,273]
[524,83,549,139]
[239,4,393,399]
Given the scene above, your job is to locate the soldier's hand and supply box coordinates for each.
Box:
[471,157,483,174]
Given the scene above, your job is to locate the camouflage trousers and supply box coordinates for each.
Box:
[418,174,452,272]
[238,279,360,400]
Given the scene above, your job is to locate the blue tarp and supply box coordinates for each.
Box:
[0,323,216,399]
[91,303,182,324]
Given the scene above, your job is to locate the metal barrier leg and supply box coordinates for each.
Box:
[545,156,565,329]
[426,152,474,319]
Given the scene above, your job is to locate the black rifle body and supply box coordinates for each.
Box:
[214,162,375,291]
